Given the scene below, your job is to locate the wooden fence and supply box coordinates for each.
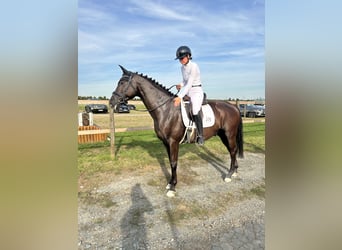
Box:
[78,126,109,144]
[77,125,154,143]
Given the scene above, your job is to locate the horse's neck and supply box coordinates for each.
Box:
[137,80,169,108]
[136,78,172,118]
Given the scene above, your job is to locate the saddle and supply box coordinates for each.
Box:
[180,94,215,144]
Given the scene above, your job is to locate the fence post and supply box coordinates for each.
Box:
[109,107,115,159]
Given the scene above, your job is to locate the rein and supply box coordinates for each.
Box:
[147,86,179,112]
[147,96,173,112]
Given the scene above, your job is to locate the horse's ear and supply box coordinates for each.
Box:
[118,65,130,75]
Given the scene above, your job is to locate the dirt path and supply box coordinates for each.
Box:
[78,152,265,250]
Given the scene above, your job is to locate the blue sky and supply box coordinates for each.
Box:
[78,0,264,100]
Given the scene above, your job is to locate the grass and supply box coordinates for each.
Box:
[247,182,266,198]
[78,191,117,208]
[97,112,153,129]
[163,198,209,224]
[78,122,264,191]
[78,105,153,129]
[242,122,265,153]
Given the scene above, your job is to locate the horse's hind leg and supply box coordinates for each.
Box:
[225,152,238,182]
[218,130,239,182]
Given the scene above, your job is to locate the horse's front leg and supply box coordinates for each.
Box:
[164,140,179,197]
[166,162,177,191]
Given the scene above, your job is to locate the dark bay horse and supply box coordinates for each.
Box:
[110,65,243,197]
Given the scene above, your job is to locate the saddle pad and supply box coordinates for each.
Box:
[181,100,215,128]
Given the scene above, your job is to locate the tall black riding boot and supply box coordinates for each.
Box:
[193,114,204,145]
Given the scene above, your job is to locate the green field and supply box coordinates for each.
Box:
[78,122,265,188]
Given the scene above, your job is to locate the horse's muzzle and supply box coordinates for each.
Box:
[109,94,119,108]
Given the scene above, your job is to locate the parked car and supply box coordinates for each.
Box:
[119,101,136,110]
[239,104,265,118]
[114,102,130,113]
[126,103,136,110]
[85,104,108,113]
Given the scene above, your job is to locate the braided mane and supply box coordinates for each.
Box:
[134,72,175,96]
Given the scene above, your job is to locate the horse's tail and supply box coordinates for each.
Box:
[237,116,244,158]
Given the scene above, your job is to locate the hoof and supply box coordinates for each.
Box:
[166,190,176,197]
[232,172,238,178]
[166,184,172,190]
[224,177,232,183]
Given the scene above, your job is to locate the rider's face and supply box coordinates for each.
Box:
[179,55,189,65]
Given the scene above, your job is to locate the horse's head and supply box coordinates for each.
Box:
[109,65,138,108]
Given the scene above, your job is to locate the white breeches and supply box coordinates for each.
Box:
[189,91,204,115]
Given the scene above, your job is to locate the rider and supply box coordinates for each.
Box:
[173,46,204,145]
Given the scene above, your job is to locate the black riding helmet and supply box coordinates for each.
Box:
[175,46,192,60]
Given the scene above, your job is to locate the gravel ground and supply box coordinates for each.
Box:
[78,152,265,250]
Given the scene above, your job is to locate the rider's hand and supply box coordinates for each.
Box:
[176,84,182,90]
[173,97,181,107]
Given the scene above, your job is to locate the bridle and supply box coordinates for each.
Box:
[112,73,179,112]
[112,74,134,104]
